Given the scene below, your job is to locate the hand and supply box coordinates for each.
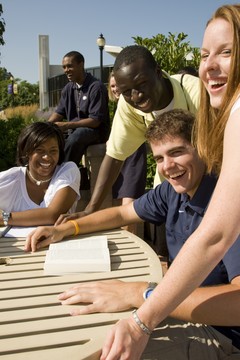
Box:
[25,226,64,252]
[100,317,149,360]
[55,211,87,225]
[58,280,146,315]
[54,122,69,131]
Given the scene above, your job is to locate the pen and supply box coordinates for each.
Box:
[0,226,11,237]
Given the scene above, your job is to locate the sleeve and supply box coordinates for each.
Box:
[133,183,169,224]
[87,83,109,122]
[0,167,21,211]
[55,86,68,117]
[106,95,148,161]
[45,162,80,206]
[230,97,240,115]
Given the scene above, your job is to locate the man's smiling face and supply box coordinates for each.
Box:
[151,135,206,198]
[114,59,164,113]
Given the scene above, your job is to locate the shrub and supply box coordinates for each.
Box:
[0,106,40,171]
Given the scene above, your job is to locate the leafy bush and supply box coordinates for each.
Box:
[0,107,40,171]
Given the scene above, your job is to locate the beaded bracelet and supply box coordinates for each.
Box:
[68,220,80,236]
[132,309,152,336]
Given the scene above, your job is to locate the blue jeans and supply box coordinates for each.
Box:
[64,127,104,165]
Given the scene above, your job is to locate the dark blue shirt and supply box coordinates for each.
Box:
[134,174,240,347]
[56,72,110,138]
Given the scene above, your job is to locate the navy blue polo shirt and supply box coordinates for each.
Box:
[134,174,240,284]
[56,72,110,137]
[134,174,240,347]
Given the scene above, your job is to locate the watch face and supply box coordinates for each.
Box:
[143,282,158,300]
[145,288,154,299]
[2,212,10,226]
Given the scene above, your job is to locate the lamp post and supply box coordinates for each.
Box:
[96,33,106,82]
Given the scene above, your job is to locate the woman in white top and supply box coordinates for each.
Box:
[0,121,80,227]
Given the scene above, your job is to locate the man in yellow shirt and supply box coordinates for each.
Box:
[70,45,200,216]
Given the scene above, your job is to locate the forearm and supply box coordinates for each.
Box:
[48,112,63,122]
[5,208,62,227]
[75,205,139,234]
[67,118,101,129]
[170,283,240,326]
[85,155,123,214]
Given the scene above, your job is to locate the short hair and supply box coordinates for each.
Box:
[63,51,84,64]
[17,122,65,166]
[146,109,195,144]
[113,45,157,73]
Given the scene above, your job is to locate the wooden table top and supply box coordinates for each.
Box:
[0,229,162,360]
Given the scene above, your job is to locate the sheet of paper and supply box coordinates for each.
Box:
[5,226,37,238]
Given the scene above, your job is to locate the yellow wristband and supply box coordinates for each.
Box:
[68,220,80,236]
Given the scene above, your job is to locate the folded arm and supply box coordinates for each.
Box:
[2,186,77,227]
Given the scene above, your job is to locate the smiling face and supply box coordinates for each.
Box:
[151,136,206,198]
[114,58,166,112]
[62,56,84,84]
[199,18,233,109]
[28,137,60,180]
[109,75,120,101]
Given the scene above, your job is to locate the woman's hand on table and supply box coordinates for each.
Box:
[58,280,147,315]
[100,316,149,360]
[25,226,64,252]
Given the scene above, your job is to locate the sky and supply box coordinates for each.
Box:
[1,0,230,84]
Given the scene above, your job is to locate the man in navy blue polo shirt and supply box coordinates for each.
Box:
[27,109,240,358]
[48,51,110,166]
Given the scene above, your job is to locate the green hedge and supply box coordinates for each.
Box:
[0,117,35,171]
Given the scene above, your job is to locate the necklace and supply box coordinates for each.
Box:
[27,169,52,186]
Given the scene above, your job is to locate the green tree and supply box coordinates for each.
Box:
[14,80,39,106]
[0,70,39,109]
[133,32,200,75]
[0,4,5,46]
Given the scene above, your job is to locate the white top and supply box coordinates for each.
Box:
[0,161,80,213]
[230,96,240,114]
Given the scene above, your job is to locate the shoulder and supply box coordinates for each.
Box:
[171,73,200,91]
[61,82,74,94]
[55,161,79,175]
[0,166,25,184]
[84,73,107,93]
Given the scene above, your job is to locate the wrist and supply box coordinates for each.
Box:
[1,211,12,226]
[132,309,152,336]
[67,220,80,236]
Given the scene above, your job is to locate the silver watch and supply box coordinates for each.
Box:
[2,211,11,226]
[143,282,158,300]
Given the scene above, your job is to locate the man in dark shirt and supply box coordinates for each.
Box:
[26,109,240,358]
[49,51,110,166]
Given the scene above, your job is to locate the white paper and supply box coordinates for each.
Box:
[44,236,111,275]
[4,226,37,238]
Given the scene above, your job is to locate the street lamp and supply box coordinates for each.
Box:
[96,33,106,82]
